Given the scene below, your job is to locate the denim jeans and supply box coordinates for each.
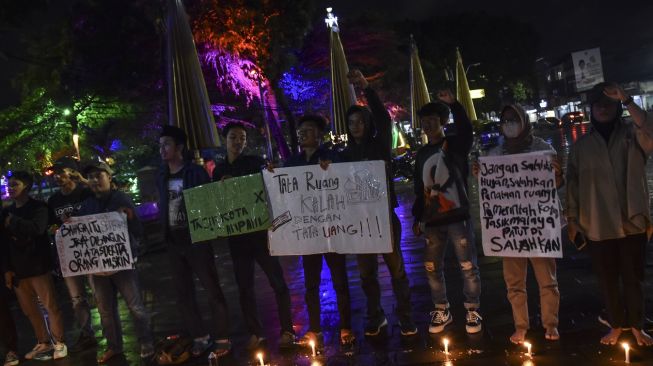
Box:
[64,275,94,338]
[91,270,153,352]
[356,212,412,322]
[423,220,481,310]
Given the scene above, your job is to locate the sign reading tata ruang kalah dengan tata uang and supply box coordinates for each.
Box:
[571,47,605,92]
[262,161,393,256]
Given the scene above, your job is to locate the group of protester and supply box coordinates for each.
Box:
[1,70,652,366]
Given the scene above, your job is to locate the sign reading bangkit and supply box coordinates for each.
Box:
[184,174,270,243]
[478,152,562,258]
[55,212,134,277]
[263,161,392,255]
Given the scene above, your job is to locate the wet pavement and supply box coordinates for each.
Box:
[6,124,653,365]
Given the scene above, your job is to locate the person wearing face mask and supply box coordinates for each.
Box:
[472,104,563,344]
[212,123,295,352]
[566,82,653,347]
[412,91,481,336]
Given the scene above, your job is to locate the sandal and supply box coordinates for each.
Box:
[213,339,232,357]
[340,329,355,346]
[545,328,560,341]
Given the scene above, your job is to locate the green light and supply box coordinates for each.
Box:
[63,108,71,116]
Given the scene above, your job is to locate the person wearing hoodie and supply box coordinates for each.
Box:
[412,92,482,335]
[566,82,653,347]
[157,125,231,358]
[473,104,562,344]
[76,161,154,363]
[339,69,417,337]
[1,171,68,361]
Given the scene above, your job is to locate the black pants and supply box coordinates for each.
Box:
[588,233,648,329]
[0,286,17,352]
[228,231,293,336]
[356,212,412,321]
[303,253,351,332]
[168,238,230,339]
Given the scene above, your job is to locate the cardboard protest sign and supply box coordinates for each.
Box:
[478,151,562,258]
[184,173,269,242]
[262,161,392,255]
[55,212,134,277]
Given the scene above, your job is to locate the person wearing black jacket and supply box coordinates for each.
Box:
[1,171,68,361]
[213,123,295,351]
[157,125,231,357]
[282,115,354,348]
[411,92,482,335]
[0,237,18,366]
[340,70,417,337]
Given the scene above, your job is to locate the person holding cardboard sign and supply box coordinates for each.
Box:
[76,161,154,363]
[282,115,354,348]
[213,122,296,351]
[473,104,563,344]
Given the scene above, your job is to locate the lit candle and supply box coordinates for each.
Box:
[309,339,316,357]
[622,343,630,364]
[257,352,264,366]
[524,342,532,358]
[443,338,450,355]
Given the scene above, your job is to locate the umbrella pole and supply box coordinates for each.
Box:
[257,78,274,161]
[193,149,203,166]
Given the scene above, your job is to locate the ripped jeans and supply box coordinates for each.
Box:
[423,220,481,310]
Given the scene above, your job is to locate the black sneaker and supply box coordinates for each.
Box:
[399,318,418,336]
[465,309,483,334]
[429,309,452,334]
[364,316,388,336]
[69,334,98,353]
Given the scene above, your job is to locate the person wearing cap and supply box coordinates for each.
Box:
[1,171,68,361]
[157,125,231,357]
[46,157,97,352]
[76,161,155,362]
[213,122,295,351]
[280,115,354,348]
[566,82,653,346]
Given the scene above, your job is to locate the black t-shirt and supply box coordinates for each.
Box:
[48,185,93,226]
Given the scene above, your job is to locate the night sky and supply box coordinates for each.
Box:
[1,0,652,108]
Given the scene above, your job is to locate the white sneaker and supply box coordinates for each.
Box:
[25,343,53,361]
[428,309,453,334]
[3,351,19,366]
[53,342,68,360]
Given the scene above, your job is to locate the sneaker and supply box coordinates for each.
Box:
[191,335,211,357]
[53,342,67,360]
[297,331,323,349]
[429,309,453,334]
[364,316,388,336]
[465,309,483,334]
[3,351,19,366]
[245,335,266,352]
[25,343,53,361]
[69,334,97,353]
[140,343,155,359]
[399,318,418,336]
[278,331,295,349]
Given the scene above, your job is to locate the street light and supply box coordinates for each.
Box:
[465,62,481,75]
